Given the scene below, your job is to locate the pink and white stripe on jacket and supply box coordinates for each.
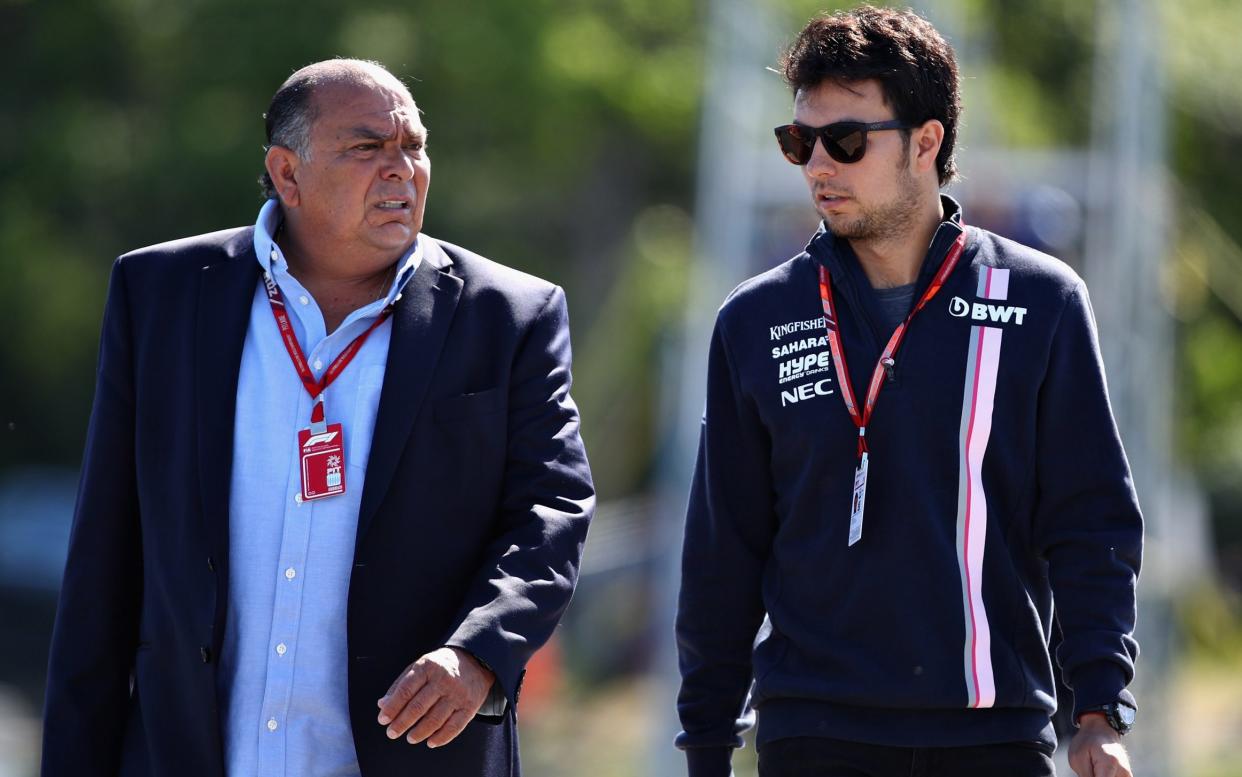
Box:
[955,265,1010,709]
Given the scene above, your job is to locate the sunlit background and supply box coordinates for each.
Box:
[2,0,1241,775]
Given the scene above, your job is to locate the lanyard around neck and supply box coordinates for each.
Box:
[262,271,393,425]
[817,227,968,459]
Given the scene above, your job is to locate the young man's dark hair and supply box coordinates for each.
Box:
[779,5,962,185]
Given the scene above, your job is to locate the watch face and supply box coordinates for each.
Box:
[1118,705,1136,727]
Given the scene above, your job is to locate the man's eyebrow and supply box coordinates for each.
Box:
[346,126,391,141]
[345,125,428,142]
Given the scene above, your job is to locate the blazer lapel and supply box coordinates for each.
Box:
[196,231,260,567]
[356,239,462,543]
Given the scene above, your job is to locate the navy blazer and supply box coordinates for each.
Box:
[41,226,595,777]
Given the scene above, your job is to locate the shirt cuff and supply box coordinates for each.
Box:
[477,678,509,717]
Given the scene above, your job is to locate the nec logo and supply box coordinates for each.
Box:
[949,296,1028,326]
[780,378,835,407]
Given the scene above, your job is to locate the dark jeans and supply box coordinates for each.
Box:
[757,736,1056,777]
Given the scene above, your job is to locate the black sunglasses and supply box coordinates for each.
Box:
[773,120,910,165]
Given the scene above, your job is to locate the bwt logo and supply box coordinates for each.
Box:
[949,296,1028,325]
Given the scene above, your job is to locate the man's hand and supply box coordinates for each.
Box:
[376,646,496,748]
[1069,715,1133,777]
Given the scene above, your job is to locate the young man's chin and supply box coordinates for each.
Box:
[822,215,867,239]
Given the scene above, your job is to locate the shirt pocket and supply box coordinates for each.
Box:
[350,365,387,472]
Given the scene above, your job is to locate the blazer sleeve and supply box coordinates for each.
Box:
[443,285,594,712]
[42,258,144,776]
[1033,280,1143,721]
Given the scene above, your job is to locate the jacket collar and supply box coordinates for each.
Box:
[808,193,967,293]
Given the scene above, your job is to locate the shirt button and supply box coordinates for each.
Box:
[285,567,296,580]
[313,359,323,370]
[295,493,303,505]
[276,643,287,656]
[267,718,278,732]
[299,295,309,306]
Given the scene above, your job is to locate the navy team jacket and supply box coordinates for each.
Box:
[675,198,1142,777]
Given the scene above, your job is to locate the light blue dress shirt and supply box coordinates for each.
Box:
[216,199,420,777]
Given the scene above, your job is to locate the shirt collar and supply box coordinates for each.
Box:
[252,198,423,305]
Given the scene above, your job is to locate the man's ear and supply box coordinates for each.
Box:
[265,146,301,208]
[911,120,944,176]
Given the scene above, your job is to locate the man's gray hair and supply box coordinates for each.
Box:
[259,58,407,200]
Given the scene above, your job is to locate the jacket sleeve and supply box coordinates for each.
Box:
[443,285,595,714]
[1033,280,1143,721]
[675,314,776,777]
[42,258,144,776]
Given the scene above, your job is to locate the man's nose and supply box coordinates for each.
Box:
[805,138,839,178]
[381,146,416,181]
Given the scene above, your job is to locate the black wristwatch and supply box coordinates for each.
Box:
[1078,701,1136,735]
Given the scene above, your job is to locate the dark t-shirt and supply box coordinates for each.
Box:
[872,283,916,335]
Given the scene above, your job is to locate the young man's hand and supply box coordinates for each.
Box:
[1069,714,1133,777]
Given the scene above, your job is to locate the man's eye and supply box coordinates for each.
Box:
[354,143,378,151]
[405,142,425,152]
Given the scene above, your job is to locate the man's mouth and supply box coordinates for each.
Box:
[376,200,410,210]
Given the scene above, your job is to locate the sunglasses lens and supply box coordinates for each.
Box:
[775,125,814,165]
[826,127,867,163]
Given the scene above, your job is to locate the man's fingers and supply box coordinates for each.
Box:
[1100,742,1132,777]
[377,663,428,725]
[1093,750,1114,777]
[405,698,455,745]
[383,683,440,739]
[1068,746,1093,777]
[426,709,473,748]
[1096,749,1122,777]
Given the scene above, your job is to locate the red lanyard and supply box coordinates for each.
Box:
[818,228,968,459]
[262,272,393,425]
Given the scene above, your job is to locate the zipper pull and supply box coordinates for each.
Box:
[881,357,896,382]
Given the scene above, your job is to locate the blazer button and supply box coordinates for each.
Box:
[200,646,212,663]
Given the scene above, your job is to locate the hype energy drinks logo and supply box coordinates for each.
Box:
[769,316,835,406]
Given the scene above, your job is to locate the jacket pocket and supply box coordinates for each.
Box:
[434,387,506,423]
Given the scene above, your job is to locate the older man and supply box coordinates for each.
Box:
[42,59,594,777]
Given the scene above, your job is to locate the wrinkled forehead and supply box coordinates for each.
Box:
[313,78,426,135]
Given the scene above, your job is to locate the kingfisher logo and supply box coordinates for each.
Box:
[949,296,1028,326]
